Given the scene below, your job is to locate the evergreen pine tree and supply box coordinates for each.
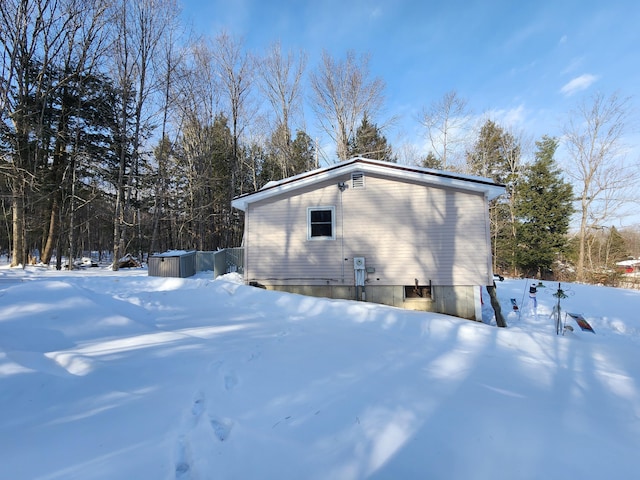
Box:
[466,119,521,273]
[421,152,443,169]
[347,114,395,161]
[605,226,628,266]
[261,129,315,185]
[290,130,316,174]
[515,136,574,277]
[466,120,516,182]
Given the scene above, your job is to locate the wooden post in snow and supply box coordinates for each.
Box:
[486,282,507,328]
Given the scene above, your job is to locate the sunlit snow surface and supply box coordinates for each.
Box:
[1,264,639,479]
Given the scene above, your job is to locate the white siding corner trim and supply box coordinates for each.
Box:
[474,286,483,321]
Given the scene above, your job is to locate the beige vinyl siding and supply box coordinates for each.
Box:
[245,179,345,285]
[245,173,492,286]
[340,175,490,285]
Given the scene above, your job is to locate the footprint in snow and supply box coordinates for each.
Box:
[209,416,233,442]
[191,391,205,418]
[175,459,190,479]
[224,371,238,391]
[206,360,238,391]
[174,436,191,479]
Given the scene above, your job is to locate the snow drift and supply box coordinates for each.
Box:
[1,266,639,479]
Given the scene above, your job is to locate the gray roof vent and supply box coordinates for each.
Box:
[351,172,365,189]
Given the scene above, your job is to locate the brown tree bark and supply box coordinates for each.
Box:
[487,283,507,328]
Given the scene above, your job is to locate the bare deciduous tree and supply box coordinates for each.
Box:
[110,0,178,269]
[420,90,471,171]
[257,42,306,178]
[149,14,186,254]
[177,39,221,126]
[562,92,637,282]
[170,40,225,250]
[310,50,385,162]
[211,31,254,246]
[395,142,424,166]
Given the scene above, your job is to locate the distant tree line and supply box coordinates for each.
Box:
[1,0,638,284]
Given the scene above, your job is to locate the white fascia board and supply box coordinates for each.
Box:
[231,158,505,211]
[231,166,346,211]
[354,162,505,200]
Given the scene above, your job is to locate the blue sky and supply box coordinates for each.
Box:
[180,0,639,159]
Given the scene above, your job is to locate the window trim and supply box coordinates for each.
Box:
[307,206,336,240]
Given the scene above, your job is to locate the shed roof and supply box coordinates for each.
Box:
[232,157,506,211]
[152,250,195,258]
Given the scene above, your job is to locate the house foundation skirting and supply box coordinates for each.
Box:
[262,284,481,321]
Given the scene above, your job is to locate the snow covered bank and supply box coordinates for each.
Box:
[1,266,639,479]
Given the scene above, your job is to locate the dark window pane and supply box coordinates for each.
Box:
[311,210,332,223]
[310,209,332,237]
[311,223,332,237]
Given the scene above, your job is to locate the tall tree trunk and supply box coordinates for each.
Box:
[67,156,77,270]
[41,198,59,264]
[576,198,589,282]
[41,86,70,265]
[10,178,25,267]
[113,161,125,270]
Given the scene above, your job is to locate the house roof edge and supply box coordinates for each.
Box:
[232,157,506,211]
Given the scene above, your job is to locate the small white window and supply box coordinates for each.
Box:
[308,206,335,240]
[351,172,365,189]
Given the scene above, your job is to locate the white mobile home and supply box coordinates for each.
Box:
[231,157,505,320]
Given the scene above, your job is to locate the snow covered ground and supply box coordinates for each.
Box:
[1,264,639,479]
